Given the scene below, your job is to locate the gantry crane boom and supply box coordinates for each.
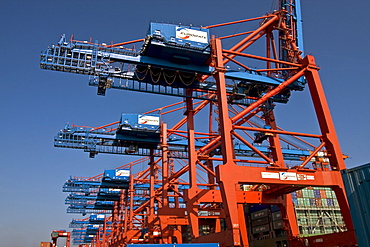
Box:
[55,121,317,160]
[40,11,305,103]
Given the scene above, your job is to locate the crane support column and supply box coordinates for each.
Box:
[148,150,157,244]
[212,37,245,247]
[303,55,356,235]
[184,91,200,240]
[303,55,346,171]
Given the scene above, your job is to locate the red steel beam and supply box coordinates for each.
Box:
[233,125,322,139]
[202,15,276,29]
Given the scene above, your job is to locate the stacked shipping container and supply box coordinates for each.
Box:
[246,186,345,246]
[291,187,345,235]
[247,205,287,247]
[341,163,370,247]
[291,187,339,208]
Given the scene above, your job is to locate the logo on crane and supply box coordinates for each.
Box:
[138,115,160,126]
[176,27,208,43]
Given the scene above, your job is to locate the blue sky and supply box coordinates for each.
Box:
[1,0,370,246]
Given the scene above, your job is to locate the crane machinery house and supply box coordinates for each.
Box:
[141,22,210,65]
[116,114,161,151]
[89,214,105,223]
[101,169,130,188]
[136,23,211,88]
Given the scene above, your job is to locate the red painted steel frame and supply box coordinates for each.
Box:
[200,37,356,246]
[105,11,355,246]
[51,231,70,247]
[57,8,357,247]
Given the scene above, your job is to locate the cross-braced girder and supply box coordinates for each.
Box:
[41,2,357,246]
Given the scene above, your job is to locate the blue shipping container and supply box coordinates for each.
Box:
[327,198,334,207]
[342,163,370,247]
[270,204,281,213]
[249,204,269,213]
[314,189,321,198]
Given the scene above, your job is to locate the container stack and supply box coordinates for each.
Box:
[291,187,339,208]
[247,205,288,247]
[291,187,345,235]
[250,207,270,235]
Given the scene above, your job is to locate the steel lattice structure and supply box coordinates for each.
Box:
[40,1,357,246]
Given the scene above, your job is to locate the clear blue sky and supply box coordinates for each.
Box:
[1,0,369,246]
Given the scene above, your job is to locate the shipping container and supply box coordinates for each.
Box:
[296,190,303,198]
[297,217,308,225]
[272,211,282,221]
[251,216,270,227]
[308,189,314,198]
[314,190,321,198]
[324,218,332,225]
[324,226,334,234]
[322,198,328,207]
[292,197,298,206]
[304,198,311,206]
[320,189,327,198]
[270,204,281,212]
[249,184,347,241]
[252,224,270,234]
[251,208,269,220]
[249,204,269,213]
[302,189,309,197]
[341,163,370,247]
[297,197,304,206]
[325,190,332,198]
[273,220,284,230]
[330,190,337,199]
